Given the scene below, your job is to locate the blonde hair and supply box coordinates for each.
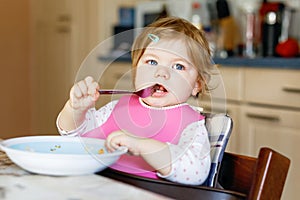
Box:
[131,17,214,94]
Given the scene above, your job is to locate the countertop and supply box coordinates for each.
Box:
[99,52,300,69]
[213,57,300,69]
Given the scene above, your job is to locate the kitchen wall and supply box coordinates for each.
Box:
[0,0,31,139]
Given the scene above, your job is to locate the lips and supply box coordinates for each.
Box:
[136,83,169,98]
[151,84,168,97]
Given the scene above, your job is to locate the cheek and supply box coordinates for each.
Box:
[168,77,195,100]
[188,69,200,86]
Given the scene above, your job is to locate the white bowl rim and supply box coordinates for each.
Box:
[0,135,128,159]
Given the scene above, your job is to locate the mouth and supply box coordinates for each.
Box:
[136,84,169,98]
[150,84,168,97]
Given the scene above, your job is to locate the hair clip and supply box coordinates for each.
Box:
[148,34,160,43]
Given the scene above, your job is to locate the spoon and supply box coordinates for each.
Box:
[98,89,150,97]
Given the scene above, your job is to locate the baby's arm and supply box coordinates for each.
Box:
[105,120,211,184]
[57,76,99,132]
[158,120,211,185]
[57,101,117,136]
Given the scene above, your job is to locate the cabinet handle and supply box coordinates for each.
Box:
[57,14,71,22]
[246,113,280,121]
[56,25,70,33]
[282,85,300,94]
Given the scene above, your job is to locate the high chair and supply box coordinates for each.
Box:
[100,112,235,198]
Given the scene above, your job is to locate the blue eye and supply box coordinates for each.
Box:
[172,63,185,70]
[146,60,158,66]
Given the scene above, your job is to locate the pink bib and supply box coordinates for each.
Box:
[84,95,204,178]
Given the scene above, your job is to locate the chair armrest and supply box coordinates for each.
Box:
[248,147,290,200]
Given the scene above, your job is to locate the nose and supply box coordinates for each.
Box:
[154,66,170,80]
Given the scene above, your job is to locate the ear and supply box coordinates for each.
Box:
[192,79,201,96]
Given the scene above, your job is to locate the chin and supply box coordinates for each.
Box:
[144,97,181,108]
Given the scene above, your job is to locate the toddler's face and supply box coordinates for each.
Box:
[135,39,200,107]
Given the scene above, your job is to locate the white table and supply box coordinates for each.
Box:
[0,151,170,200]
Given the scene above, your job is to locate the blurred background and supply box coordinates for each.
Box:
[0,0,299,199]
[1,0,299,137]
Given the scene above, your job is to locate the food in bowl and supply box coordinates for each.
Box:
[0,135,127,176]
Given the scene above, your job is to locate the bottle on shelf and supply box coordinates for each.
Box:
[190,0,210,30]
[191,1,203,30]
[216,0,240,58]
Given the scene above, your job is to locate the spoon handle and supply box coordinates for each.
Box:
[98,90,134,95]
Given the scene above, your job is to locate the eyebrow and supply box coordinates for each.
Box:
[143,48,193,66]
[141,53,159,60]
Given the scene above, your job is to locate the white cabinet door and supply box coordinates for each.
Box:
[244,68,300,108]
[30,0,100,133]
[31,0,73,134]
[240,105,300,200]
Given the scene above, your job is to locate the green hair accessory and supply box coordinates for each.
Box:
[148,34,159,43]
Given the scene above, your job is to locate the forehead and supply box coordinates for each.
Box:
[146,39,191,61]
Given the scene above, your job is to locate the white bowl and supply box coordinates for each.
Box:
[0,135,127,176]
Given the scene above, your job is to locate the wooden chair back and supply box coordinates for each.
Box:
[218,147,290,200]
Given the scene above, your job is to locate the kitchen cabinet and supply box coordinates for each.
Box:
[100,63,133,90]
[244,68,300,108]
[210,66,300,200]
[196,66,244,153]
[242,67,300,200]
[29,0,142,134]
[96,62,133,108]
[240,105,300,200]
[30,0,104,134]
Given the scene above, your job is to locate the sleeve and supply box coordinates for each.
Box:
[157,120,211,185]
[56,100,118,136]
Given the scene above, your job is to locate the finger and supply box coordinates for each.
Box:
[77,80,88,95]
[110,140,121,151]
[84,76,94,85]
[71,84,83,99]
[105,134,115,152]
[88,81,99,96]
[84,76,99,98]
[107,134,122,151]
[79,97,93,109]
[105,131,124,152]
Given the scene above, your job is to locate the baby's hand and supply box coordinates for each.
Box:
[69,76,100,111]
[105,130,141,156]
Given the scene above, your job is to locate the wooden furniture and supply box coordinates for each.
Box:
[100,169,246,200]
[218,147,290,200]
[101,147,290,200]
